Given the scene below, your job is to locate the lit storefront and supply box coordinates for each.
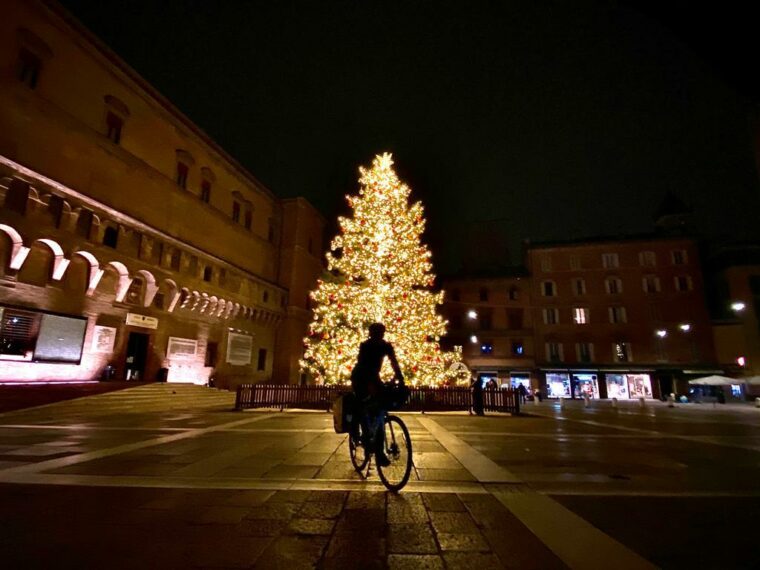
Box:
[605,373,653,399]
[509,372,531,390]
[572,372,599,398]
[546,372,571,398]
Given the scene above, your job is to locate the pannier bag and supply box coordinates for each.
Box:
[384,381,410,411]
[332,392,356,434]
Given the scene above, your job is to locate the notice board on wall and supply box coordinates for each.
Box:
[34,314,88,363]
[226,333,253,365]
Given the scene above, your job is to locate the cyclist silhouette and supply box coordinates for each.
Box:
[350,322,404,467]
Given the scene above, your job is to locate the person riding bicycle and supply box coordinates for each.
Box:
[350,322,404,467]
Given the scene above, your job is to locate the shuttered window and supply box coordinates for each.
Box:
[0,307,41,358]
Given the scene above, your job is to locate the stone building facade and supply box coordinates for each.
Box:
[0,0,324,387]
[441,236,720,399]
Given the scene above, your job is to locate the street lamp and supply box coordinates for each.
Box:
[655,329,667,338]
[470,335,478,344]
[679,323,691,332]
[467,310,478,319]
[731,301,746,313]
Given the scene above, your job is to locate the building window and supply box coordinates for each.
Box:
[200,179,212,203]
[16,48,42,89]
[105,111,123,144]
[508,286,519,301]
[572,278,586,296]
[543,308,559,325]
[540,255,552,272]
[170,249,181,271]
[639,251,656,267]
[613,342,632,363]
[608,306,627,324]
[671,250,688,265]
[507,309,523,329]
[512,341,524,356]
[542,280,556,297]
[573,307,589,325]
[546,342,563,363]
[0,307,40,358]
[569,255,581,270]
[203,266,213,282]
[205,342,218,367]
[176,162,189,189]
[103,226,119,249]
[450,289,461,302]
[605,277,623,294]
[602,253,619,268]
[480,342,493,355]
[257,348,267,371]
[479,314,492,330]
[232,201,241,223]
[479,288,489,302]
[642,275,661,294]
[576,342,594,363]
[674,275,693,292]
[263,290,269,303]
[244,209,252,231]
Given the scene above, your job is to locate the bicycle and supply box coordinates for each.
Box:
[348,382,413,492]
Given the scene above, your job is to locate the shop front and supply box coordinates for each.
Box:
[572,372,600,399]
[546,371,571,398]
[604,373,653,399]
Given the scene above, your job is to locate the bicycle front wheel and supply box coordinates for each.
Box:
[377,415,413,492]
[349,427,369,473]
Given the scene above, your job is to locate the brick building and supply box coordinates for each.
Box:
[0,0,324,387]
[441,236,720,399]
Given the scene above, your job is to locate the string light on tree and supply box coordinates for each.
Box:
[300,153,468,387]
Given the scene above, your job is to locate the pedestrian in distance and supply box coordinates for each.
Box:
[471,377,485,416]
[517,383,527,404]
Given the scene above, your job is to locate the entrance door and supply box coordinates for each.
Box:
[125,332,149,380]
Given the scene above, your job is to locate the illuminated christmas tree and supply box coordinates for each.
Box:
[300,153,468,386]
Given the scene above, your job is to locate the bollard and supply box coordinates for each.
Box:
[583,393,591,408]
[638,396,646,408]
[755,397,760,408]
[667,394,675,408]
[559,396,565,409]
[611,397,617,408]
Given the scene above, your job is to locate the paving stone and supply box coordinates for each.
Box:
[308,490,349,504]
[187,535,271,568]
[325,534,385,558]
[244,502,301,520]
[345,491,386,510]
[416,468,477,481]
[237,518,288,537]
[421,493,467,512]
[192,506,252,525]
[387,554,445,570]
[267,490,312,503]
[254,535,329,569]
[387,502,429,524]
[223,490,275,506]
[262,464,320,479]
[298,500,344,519]
[387,523,438,554]
[443,552,504,569]
[334,509,386,534]
[437,532,491,552]
[429,511,480,534]
[320,557,385,570]
[287,517,336,535]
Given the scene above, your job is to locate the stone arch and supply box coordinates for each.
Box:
[0,223,30,271]
[189,290,202,311]
[207,295,219,315]
[199,292,211,314]
[163,278,181,312]
[33,238,70,280]
[103,261,132,302]
[134,269,159,307]
[231,303,241,318]
[179,287,192,309]
[71,250,103,295]
[216,298,227,318]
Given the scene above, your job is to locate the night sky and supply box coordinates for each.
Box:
[60,0,760,273]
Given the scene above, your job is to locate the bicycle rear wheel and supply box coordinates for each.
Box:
[349,425,369,473]
[376,415,412,492]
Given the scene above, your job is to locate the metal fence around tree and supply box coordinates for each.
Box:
[235,384,520,414]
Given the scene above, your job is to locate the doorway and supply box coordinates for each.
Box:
[125,332,149,380]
